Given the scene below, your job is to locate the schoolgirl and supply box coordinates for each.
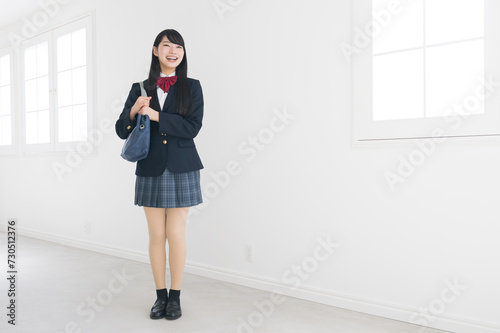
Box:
[115,29,204,320]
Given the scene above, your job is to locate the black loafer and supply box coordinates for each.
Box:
[165,300,182,320]
[150,298,167,319]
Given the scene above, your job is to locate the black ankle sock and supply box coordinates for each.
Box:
[156,288,168,300]
[169,289,180,302]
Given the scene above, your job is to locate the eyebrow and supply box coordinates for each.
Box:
[162,41,182,47]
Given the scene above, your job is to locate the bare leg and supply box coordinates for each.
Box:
[165,207,189,290]
[144,207,167,290]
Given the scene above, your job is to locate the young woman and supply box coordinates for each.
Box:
[115,29,204,320]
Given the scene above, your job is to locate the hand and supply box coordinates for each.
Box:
[130,96,152,121]
[138,106,160,122]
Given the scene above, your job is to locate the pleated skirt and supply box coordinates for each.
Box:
[135,166,203,208]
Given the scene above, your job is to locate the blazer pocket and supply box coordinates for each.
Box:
[177,140,196,148]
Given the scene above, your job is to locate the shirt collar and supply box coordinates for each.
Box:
[160,71,176,77]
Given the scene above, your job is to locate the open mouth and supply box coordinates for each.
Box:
[167,56,178,62]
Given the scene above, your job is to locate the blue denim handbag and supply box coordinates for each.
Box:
[120,82,150,162]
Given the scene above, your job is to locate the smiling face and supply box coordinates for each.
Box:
[153,36,185,74]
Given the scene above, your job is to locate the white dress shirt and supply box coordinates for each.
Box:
[157,71,176,110]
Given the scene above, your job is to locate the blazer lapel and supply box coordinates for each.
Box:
[162,83,176,113]
[145,80,176,113]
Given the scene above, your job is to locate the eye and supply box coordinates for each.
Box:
[176,46,183,49]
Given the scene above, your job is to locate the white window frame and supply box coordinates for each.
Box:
[53,16,94,152]
[0,46,15,155]
[352,0,500,143]
[21,31,54,153]
[20,14,93,154]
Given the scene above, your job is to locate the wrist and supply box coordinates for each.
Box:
[152,110,160,122]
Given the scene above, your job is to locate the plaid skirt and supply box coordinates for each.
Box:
[135,166,203,208]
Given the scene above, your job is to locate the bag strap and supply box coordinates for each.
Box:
[139,81,147,97]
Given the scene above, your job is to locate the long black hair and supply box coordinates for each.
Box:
[147,29,191,116]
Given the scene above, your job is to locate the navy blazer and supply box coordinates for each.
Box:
[115,78,204,176]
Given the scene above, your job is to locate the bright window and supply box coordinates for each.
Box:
[0,53,12,148]
[21,15,93,153]
[352,0,500,142]
[372,0,484,121]
[24,41,50,144]
[57,28,88,142]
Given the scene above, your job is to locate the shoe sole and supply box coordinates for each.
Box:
[150,314,166,320]
[165,314,182,320]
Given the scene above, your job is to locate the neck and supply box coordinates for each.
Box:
[160,66,176,76]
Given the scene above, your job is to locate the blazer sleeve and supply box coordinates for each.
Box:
[115,83,140,140]
[158,80,204,139]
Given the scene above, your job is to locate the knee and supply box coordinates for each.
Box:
[166,229,185,244]
[149,232,167,245]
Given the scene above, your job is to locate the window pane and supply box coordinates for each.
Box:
[57,33,72,72]
[0,116,12,146]
[58,106,72,142]
[0,55,10,86]
[73,104,87,141]
[372,0,423,54]
[36,42,49,77]
[25,40,51,145]
[56,27,89,144]
[72,28,86,68]
[0,86,10,115]
[25,112,38,144]
[58,70,72,107]
[37,76,49,111]
[426,40,485,117]
[24,45,37,80]
[25,79,37,112]
[23,20,91,149]
[72,67,87,105]
[38,109,50,143]
[426,0,484,46]
[373,49,424,120]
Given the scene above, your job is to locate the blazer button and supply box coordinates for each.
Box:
[163,140,167,144]
[127,125,131,130]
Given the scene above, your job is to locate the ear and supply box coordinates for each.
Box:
[153,46,159,57]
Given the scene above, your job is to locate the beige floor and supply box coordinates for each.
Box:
[0,232,450,333]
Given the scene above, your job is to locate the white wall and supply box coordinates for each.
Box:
[1,1,499,332]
